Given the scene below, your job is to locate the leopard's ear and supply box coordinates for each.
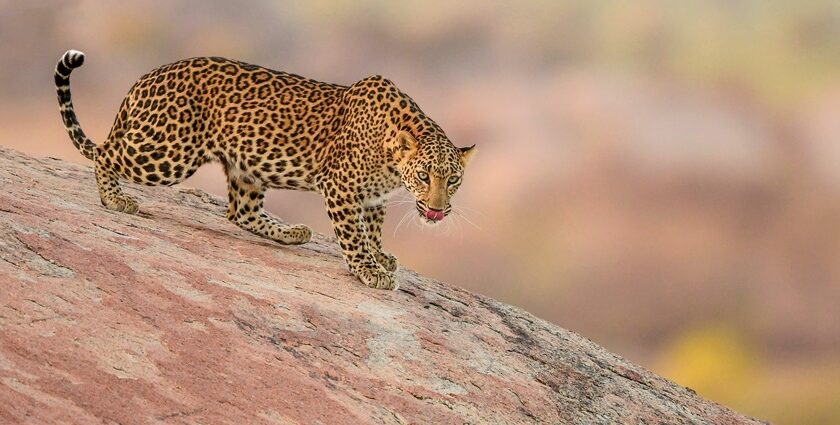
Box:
[460,145,476,166]
[395,131,420,158]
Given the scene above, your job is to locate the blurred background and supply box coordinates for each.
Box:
[1,1,839,422]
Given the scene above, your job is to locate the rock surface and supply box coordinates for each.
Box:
[0,146,764,424]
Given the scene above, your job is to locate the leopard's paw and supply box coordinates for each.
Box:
[355,265,398,290]
[102,193,139,215]
[375,250,399,272]
[277,224,312,245]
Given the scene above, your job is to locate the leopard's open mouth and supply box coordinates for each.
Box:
[416,203,446,223]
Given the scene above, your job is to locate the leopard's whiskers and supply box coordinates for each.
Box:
[393,208,415,237]
[444,213,459,237]
[452,207,482,231]
[386,200,416,207]
[453,204,486,217]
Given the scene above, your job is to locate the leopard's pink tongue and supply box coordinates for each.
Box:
[425,210,445,221]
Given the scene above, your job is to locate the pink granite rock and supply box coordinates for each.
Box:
[0,147,764,424]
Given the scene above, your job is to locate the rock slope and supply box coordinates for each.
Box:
[0,147,764,424]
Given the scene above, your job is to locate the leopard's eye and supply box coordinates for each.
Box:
[417,171,429,182]
[447,175,461,185]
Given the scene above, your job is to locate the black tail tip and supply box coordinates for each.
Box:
[62,50,86,69]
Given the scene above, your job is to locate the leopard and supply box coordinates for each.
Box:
[54,49,475,290]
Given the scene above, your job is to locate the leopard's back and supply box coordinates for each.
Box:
[107,57,348,189]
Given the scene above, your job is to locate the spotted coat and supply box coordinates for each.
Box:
[55,50,475,290]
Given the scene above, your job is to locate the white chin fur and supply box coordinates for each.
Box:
[420,215,441,226]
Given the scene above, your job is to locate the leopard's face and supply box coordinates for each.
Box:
[398,133,476,224]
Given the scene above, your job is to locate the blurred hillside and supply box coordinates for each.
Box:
[1,1,839,423]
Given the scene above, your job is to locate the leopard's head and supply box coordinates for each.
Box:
[392,131,476,224]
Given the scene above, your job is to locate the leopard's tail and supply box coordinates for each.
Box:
[55,49,97,161]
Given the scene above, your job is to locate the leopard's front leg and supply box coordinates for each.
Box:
[363,204,398,272]
[324,193,397,290]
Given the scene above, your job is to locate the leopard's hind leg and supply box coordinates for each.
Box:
[95,132,202,214]
[226,172,311,245]
[95,139,140,214]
